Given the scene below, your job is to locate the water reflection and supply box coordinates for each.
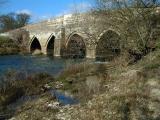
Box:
[50,89,79,105]
[0,55,90,77]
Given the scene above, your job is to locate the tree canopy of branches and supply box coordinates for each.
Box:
[0,12,30,32]
[94,0,160,56]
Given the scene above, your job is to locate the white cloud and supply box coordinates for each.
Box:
[31,14,54,23]
[16,9,32,15]
[55,10,71,17]
[55,2,92,17]
[69,2,92,13]
[24,2,92,22]
[41,14,52,19]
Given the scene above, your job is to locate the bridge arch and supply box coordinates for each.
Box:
[29,36,42,53]
[65,33,86,58]
[96,30,121,61]
[46,34,55,56]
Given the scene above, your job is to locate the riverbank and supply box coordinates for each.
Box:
[0,61,101,119]
[1,49,160,120]
[55,50,160,120]
[0,73,54,117]
[0,36,20,55]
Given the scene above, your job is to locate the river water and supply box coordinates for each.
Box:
[0,55,88,77]
[0,55,87,110]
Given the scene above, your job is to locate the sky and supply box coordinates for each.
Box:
[0,0,93,22]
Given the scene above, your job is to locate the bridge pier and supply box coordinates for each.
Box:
[40,39,61,57]
[86,48,96,59]
[54,39,61,57]
[10,14,122,60]
[41,46,47,55]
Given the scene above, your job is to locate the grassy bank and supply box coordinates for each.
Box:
[0,36,20,55]
[54,50,160,120]
[0,71,54,118]
[0,49,160,120]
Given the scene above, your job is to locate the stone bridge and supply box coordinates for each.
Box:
[7,13,123,60]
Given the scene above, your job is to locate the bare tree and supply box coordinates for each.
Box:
[0,13,16,32]
[9,28,30,52]
[0,12,30,32]
[93,0,160,60]
[16,13,30,27]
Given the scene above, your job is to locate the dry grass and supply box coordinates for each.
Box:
[0,71,54,107]
[0,36,20,55]
[4,50,160,120]
[56,49,160,120]
[57,61,94,81]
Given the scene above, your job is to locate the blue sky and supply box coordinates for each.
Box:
[0,0,93,22]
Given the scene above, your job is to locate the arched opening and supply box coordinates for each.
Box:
[96,30,121,61]
[46,36,55,56]
[30,37,41,53]
[66,34,86,59]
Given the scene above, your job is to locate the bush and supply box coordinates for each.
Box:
[0,71,54,107]
[0,36,20,55]
[57,61,93,81]
[144,63,160,70]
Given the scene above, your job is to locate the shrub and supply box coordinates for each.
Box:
[57,61,93,81]
[0,36,20,55]
[0,71,54,107]
[86,75,101,94]
[144,63,160,70]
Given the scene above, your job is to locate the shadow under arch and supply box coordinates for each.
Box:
[65,33,86,59]
[30,36,42,53]
[46,34,55,56]
[96,30,121,61]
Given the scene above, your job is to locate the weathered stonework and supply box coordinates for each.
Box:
[6,13,123,59]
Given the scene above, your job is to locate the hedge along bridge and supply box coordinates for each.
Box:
[6,13,123,60]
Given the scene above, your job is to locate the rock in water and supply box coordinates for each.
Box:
[32,49,42,55]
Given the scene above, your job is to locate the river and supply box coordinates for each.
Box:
[0,55,88,77]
